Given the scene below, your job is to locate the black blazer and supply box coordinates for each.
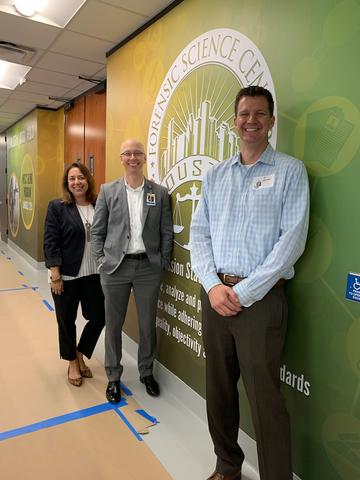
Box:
[44,199,92,276]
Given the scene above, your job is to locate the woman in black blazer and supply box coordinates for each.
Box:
[44,163,105,387]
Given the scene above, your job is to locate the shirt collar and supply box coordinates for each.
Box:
[231,144,275,167]
[124,178,144,192]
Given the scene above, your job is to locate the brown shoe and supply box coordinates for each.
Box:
[207,470,241,480]
[67,367,82,387]
[80,366,93,378]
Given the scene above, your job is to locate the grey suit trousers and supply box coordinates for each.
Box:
[100,256,161,381]
[201,285,292,480]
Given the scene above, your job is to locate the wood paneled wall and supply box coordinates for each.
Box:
[85,91,106,189]
[64,90,106,192]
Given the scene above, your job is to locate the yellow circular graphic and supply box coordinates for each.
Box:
[8,173,20,237]
[294,96,360,177]
[20,154,35,230]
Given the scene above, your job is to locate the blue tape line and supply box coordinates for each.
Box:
[18,271,24,276]
[0,402,114,441]
[135,409,158,424]
[21,284,28,287]
[0,286,32,293]
[42,300,54,311]
[114,408,143,442]
[120,381,133,396]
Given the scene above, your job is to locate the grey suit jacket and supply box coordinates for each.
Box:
[91,177,173,275]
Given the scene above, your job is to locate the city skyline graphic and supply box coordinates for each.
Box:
[156,66,241,250]
[158,66,241,178]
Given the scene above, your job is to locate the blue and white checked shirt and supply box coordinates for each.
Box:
[190,144,310,307]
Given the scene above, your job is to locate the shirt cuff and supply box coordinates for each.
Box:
[233,280,256,308]
[202,272,222,294]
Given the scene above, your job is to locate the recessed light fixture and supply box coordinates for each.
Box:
[0,59,31,89]
[14,0,47,17]
[0,1,86,28]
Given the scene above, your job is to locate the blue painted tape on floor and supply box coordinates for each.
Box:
[0,286,32,293]
[0,402,115,442]
[21,284,28,287]
[114,408,143,442]
[135,409,159,424]
[120,381,133,396]
[42,299,54,311]
[18,271,24,276]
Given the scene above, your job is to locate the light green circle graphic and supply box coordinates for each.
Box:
[292,56,320,92]
[20,154,35,230]
[346,320,360,379]
[323,412,360,479]
[8,173,20,237]
[324,0,360,47]
[295,215,333,283]
[293,96,360,177]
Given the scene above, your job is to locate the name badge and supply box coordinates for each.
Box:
[146,192,156,206]
[252,174,275,190]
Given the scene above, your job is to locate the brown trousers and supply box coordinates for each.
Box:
[201,286,292,480]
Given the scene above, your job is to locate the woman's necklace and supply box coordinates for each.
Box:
[77,204,92,242]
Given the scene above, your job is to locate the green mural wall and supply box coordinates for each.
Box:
[105,1,360,479]
[6,108,64,261]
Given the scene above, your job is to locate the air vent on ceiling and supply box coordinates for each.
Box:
[0,41,36,64]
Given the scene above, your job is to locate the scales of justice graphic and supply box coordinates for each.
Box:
[172,183,201,249]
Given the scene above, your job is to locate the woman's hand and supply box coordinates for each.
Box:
[51,277,64,295]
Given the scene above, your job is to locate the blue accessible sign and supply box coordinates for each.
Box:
[346,272,360,303]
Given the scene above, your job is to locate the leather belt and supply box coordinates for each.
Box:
[124,252,147,260]
[218,273,285,289]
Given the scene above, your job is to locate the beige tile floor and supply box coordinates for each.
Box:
[0,240,260,480]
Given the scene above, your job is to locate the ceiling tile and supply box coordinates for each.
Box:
[17,81,70,97]
[50,31,114,63]
[10,90,54,105]
[99,0,173,17]
[0,112,19,119]
[0,11,60,49]
[36,51,104,76]
[67,1,145,42]
[27,68,85,89]
[0,99,35,114]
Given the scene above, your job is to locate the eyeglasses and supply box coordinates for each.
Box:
[120,151,145,159]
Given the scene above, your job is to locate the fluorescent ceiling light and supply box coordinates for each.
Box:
[0,0,86,28]
[0,59,31,89]
[14,0,47,17]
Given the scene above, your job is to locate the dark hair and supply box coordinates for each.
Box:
[234,86,274,117]
[62,162,97,204]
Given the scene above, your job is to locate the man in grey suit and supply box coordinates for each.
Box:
[91,138,173,403]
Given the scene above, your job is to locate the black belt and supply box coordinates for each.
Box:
[124,252,147,260]
[218,273,285,289]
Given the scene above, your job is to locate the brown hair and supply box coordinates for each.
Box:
[234,86,274,117]
[62,162,97,204]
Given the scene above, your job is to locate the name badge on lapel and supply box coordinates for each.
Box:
[146,192,156,206]
[252,174,275,190]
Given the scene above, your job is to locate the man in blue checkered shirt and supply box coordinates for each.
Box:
[190,86,309,480]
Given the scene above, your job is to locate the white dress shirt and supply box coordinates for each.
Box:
[125,179,146,254]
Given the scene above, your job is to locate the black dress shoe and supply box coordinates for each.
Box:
[140,374,160,397]
[106,380,121,404]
